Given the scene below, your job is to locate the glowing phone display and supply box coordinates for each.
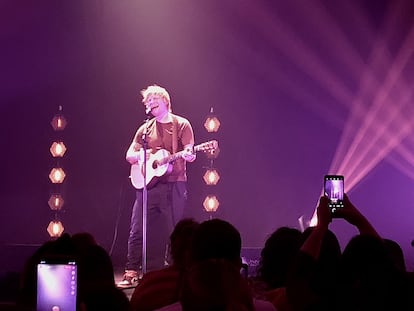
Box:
[36,261,77,311]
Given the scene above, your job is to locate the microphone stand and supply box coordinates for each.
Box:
[141,114,150,275]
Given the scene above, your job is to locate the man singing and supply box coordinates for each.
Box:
[118,85,195,288]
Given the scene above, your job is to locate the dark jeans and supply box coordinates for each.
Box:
[125,181,187,272]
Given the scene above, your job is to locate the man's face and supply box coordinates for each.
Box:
[144,94,169,117]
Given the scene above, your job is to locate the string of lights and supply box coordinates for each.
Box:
[47,106,67,237]
[202,107,221,218]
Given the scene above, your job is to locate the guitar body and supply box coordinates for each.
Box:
[130,149,172,189]
[129,140,218,190]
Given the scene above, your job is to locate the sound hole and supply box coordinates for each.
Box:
[152,161,158,169]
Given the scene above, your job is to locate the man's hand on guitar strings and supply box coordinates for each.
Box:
[137,148,152,163]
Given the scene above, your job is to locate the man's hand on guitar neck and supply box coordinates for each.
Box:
[182,145,196,162]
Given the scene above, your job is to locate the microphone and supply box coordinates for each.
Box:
[145,105,152,115]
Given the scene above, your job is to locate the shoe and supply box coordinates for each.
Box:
[116,270,139,289]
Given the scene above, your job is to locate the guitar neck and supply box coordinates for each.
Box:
[159,151,184,166]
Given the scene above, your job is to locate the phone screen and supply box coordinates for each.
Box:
[37,261,77,311]
[324,175,344,213]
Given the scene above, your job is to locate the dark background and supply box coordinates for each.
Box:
[1,0,414,274]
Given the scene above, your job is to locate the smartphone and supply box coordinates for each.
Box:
[324,175,344,214]
[36,260,77,311]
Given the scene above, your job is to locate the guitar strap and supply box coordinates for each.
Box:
[172,114,178,154]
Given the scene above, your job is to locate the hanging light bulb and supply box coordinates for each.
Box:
[47,220,65,238]
[49,168,66,183]
[203,195,220,212]
[204,107,221,133]
[50,106,67,131]
[50,142,67,157]
[203,169,220,185]
[204,116,221,133]
[48,194,65,210]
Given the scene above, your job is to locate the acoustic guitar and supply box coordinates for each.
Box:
[130,140,218,189]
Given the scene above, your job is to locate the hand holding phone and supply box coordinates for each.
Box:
[316,195,332,227]
[324,175,344,216]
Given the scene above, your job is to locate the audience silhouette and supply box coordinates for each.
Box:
[158,218,276,311]
[130,218,199,311]
[287,194,413,311]
[17,233,130,311]
[4,181,414,311]
[252,227,302,311]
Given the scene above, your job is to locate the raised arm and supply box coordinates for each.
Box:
[334,193,380,238]
[300,196,331,260]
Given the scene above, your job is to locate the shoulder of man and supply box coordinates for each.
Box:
[171,114,191,125]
